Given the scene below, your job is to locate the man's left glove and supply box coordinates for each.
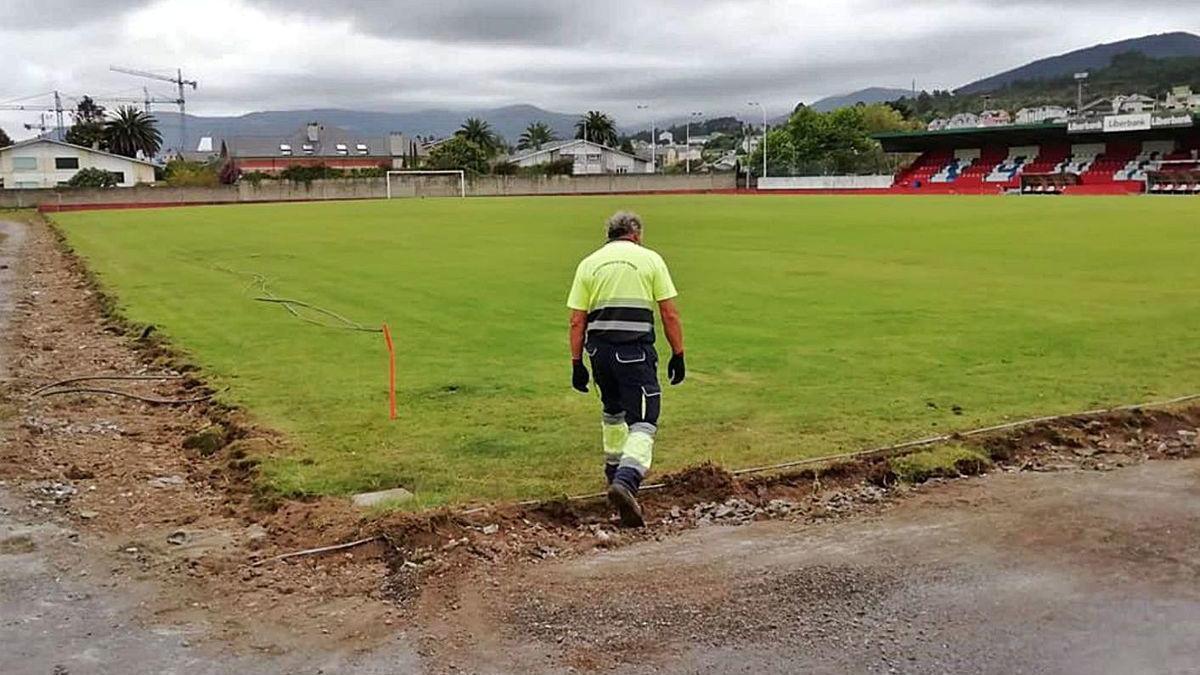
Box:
[668,352,686,385]
[572,358,590,393]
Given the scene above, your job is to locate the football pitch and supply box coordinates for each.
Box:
[53,195,1200,506]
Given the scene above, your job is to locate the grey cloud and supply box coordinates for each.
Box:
[3,0,1200,137]
[245,0,737,45]
[491,23,1047,110]
[0,0,153,29]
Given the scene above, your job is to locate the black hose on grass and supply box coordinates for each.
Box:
[253,297,382,333]
[31,374,182,396]
[38,386,217,405]
[212,264,381,333]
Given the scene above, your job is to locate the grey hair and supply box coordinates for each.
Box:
[606,211,643,240]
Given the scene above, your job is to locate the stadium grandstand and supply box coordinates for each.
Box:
[876,105,1199,196]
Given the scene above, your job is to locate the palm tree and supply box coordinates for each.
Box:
[517,121,556,151]
[575,111,618,148]
[104,106,162,159]
[455,117,500,157]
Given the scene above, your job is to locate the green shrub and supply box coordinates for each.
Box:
[491,160,519,176]
[426,136,489,174]
[279,164,345,185]
[164,159,220,187]
[239,170,272,187]
[516,158,573,177]
[65,167,119,188]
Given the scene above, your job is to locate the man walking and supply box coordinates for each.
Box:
[567,212,686,527]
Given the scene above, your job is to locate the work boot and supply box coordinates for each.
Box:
[607,481,645,528]
[604,464,618,485]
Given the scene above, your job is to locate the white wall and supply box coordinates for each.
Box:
[0,141,156,189]
[758,175,895,190]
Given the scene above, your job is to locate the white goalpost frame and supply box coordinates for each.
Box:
[385,170,467,199]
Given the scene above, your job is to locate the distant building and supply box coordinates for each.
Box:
[1163,86,1200,112]
[1112,94,1156,114]
[979,109,1012,127]
[220,122,427,174]
[0,138,157,189]
[945,113,981,130]
[655,144,702,167]
[1077,94,1159,118]
[507,139,651,175]
[1015,106,1070,125]
[710,152,740,171]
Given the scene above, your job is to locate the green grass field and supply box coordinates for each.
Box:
[53,195,1200,506]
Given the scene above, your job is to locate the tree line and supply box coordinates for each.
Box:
[747,103,921,176]
[426,110,621,175]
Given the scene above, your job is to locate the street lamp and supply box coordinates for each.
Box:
[637,104,655,173]
[748,102,766,180]
[686,111,703,174]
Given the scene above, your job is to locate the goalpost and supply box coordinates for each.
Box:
[385,170,466,199]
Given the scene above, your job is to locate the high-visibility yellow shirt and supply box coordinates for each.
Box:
[567,240,678,344]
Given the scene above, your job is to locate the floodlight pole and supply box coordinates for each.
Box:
[749,102,767,180]
[637,104,655,173]
[687,111,702,174]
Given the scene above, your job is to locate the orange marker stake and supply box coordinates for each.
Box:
[382,323,397,420]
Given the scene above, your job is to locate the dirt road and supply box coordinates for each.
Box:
[482,458,1200,674]
[3,215,1199,674]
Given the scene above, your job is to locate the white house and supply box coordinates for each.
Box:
[0,138,157,189]
[655,144,703,167]
[1164,86,1200,112]
[508,139,652,175]
[978,109,1012,127]
[1113,94,1156,114]
[1015,106,1070,125]
[945,113,982,130]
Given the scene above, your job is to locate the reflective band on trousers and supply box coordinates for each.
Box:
[619,428,654,476]
[602,415,628,462]
[587,320,654,333]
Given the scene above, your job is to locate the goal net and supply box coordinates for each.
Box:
[386,170,466,198]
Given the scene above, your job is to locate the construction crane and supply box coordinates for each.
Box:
[23,113,52,136]
[110,66,198,154]
[0,91,65,140]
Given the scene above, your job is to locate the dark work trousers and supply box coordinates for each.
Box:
[586,340,661,489]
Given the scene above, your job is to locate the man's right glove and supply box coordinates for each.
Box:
[668,352,686,385]
[572,359,590,393]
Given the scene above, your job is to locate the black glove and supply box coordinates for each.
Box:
[668,352,686,385]
[572,359,590,393]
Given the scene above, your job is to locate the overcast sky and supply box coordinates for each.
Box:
[2,0,1197,139]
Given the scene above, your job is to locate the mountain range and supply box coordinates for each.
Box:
[148,31,1200,153]
[956,31,1200,94]
[809,87,914,112]
[800,32,1200,121]
[153,105,582,155]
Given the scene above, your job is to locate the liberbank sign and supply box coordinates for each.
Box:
[1068,113,1195,134]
